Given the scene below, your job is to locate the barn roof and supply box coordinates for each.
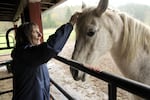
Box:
[0,0,66,22]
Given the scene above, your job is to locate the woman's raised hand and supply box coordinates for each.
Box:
[69,12,81,26]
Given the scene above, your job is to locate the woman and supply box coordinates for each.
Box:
[11,13,79,100]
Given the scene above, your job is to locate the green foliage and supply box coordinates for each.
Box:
[42,13,57,28]
[41,4,150,29]
[42,6,81,29]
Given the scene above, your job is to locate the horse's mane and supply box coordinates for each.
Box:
[118,11,150,61]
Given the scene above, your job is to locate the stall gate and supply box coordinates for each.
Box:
[0,55,150,100]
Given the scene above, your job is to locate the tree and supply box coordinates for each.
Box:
[65,7,72,22]
[42,13,57,28]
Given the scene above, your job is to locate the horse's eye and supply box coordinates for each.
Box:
[87,31,95,37]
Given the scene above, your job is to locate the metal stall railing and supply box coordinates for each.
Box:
[0,28,15,97]
[54,56,150,100]
[50,77,76,100]
[5,28,16,49]
[0,56,150,99]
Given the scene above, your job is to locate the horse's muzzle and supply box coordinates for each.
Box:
[70,67,86,82]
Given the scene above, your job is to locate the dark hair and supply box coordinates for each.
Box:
[15,22,37,47]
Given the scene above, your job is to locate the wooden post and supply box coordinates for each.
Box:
[28,1,43,41]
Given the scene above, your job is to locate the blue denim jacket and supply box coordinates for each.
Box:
[11,23,73,100]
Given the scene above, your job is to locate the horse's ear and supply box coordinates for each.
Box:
[82,1,86,10]
[96,0,109,16]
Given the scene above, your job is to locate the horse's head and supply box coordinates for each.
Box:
[70,0,116,81]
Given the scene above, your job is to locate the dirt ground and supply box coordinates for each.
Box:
[0,39,130,100]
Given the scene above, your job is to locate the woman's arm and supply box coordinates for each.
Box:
[47,12,80,53]
[47,23,73,53]
[21,13,80,66]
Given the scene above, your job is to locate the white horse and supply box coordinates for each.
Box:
[70,0,150,100]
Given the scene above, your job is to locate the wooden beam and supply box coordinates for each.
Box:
[0,7,15,11]
[0,3,16,6]
[41,7,49,10]
[42,0,67,12]
[13,0,28,22]
[41,2,55,6]
[0,10,14,14]
[29,0,41,3]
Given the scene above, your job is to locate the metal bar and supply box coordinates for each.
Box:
[0,42,13,44]
[0,60,12,67]
[54,56,150,99]
[0,76,13,80]
[50,77,76,100]
[6,27,16,48]
[0,90,13,95]
[108,83,117,100]
[50,94,55,100]
[0,47,13,50]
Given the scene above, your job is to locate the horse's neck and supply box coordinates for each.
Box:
[111,12,150,61]
[107,14,129,69]
[110,14,150,79]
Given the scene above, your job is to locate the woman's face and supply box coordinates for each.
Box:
[31,25,42,45]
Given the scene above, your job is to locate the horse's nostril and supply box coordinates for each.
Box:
[73,70,78,77]
[70,67,79,78]
[70,67,82,81]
